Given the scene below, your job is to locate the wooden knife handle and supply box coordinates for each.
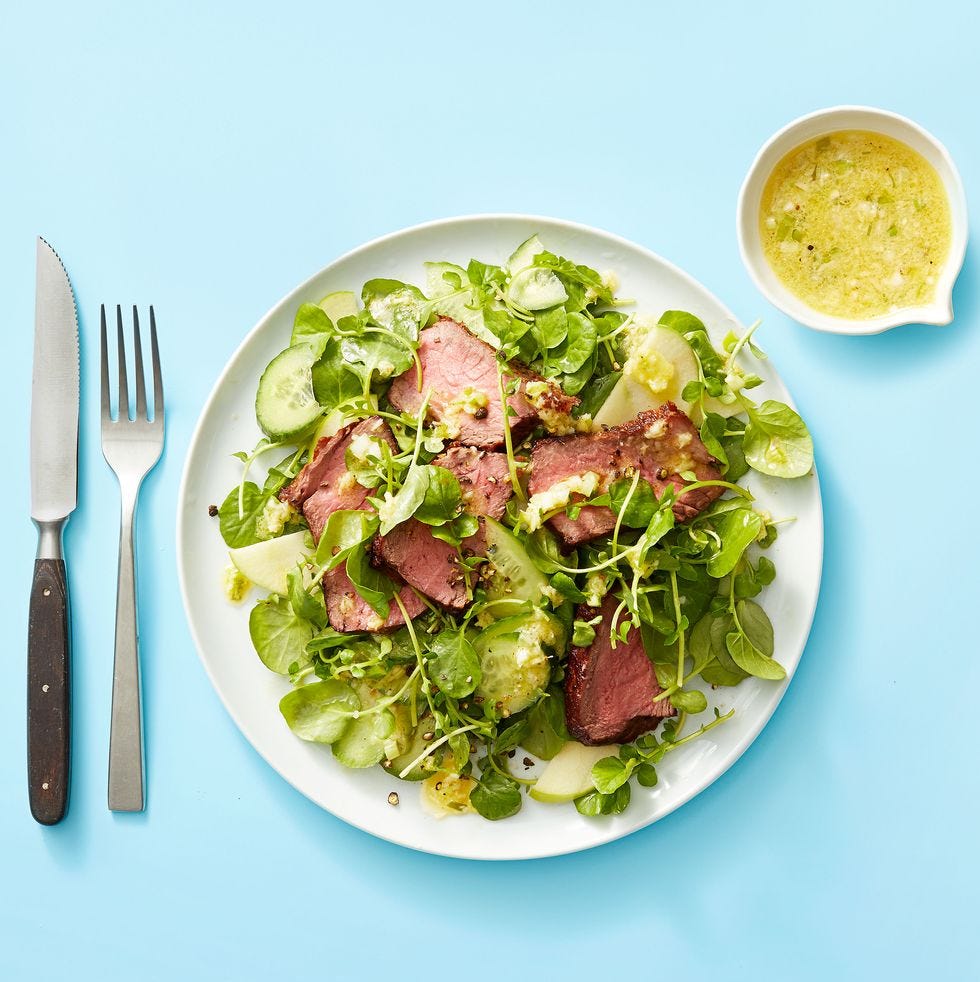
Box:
[27,557,71,825]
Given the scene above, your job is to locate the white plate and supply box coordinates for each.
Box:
[177,214,823,860]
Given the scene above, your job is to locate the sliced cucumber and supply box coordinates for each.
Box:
[332,707,395,769]
[387,714,437,781]
[483,517,549,604]
[229,530,311,595]
[506,234,545,274]
[506,267,567,311]
[255,343,322,441]
[424,261,468,298]
[529,741,618,803]
[594,324,698,425]
[474,610,564,715]
[318,290,358,324]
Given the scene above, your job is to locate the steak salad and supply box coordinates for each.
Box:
[217,236,813,820]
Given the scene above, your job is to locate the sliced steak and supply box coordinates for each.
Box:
[323,564,426,633]
[528,403,723,548]
[565,596,675,745]
[387,317,576,449]
[371,520,487,611]
[280,416,397,541]
[433,446,512,520]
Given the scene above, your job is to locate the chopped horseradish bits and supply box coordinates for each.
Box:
[760,130,952,319]
[520,472,601,531]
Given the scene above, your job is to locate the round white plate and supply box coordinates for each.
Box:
[177,214,823,860]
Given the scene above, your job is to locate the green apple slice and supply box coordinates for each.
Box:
[529,740,618,803]
[229,530,311,596]
[317,290,358,324]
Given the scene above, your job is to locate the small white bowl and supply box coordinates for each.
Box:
[737,106,968,335]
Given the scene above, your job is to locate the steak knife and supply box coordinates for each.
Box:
[28,237,79,825]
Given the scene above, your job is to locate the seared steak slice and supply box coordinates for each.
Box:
[279,416,419,632]
[433,446,512,520]
[387,317,576,449]
[324,564,425,633]
[371,520,487,610]
[528,403,723,548]
[279,417,397,541]
[565,596,675,745]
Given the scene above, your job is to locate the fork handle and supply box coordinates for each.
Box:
[108,494,144,811]
[28,521,71,825]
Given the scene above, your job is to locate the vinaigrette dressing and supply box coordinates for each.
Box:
[759,130,951,319]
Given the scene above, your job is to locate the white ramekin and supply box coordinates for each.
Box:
[737,106,967,335]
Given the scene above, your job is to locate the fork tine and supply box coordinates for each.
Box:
[116,305,130,421]
[100,305,111,422]
[132,306,147,419]
[149,306,164,420]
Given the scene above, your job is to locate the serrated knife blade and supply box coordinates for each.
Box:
[30,237,79,522]
[27,237,79,826]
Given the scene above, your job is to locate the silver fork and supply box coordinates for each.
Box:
[101,305,165,812]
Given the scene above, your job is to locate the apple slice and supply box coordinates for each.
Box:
[529,740,618,804]
[229,530,311,596]
[317,290,358,323]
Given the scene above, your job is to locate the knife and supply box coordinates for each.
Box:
[28,237,79,826]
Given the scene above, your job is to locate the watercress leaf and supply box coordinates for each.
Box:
[218,483,270,548]
[448,731,472,772]
[428,629,481,698]
[608,782,632,814]
[726,628,785,680]
[315,510,376,569]
[743,400,814,478]
[377,465,429,535]
[332,707,395,768]
[345,547,395,620]
[636,762,659,787]
[414,464,463,527]
[706,509,764,577]
[559,347,598,396]
[471,767,522,821]
[645,505,676,547]
[341,333,413,383]
[688,613,716,676]
[658,309,707,335]
[279,679,359,743]
[572,620,596,647]
[493,718,530,757]
[312,339,363,409]
[670,688,709,714]
[522,689,568,760]
[592,755,632,794]
[575,790,607,817]
[361,279,426,340]
[550,572,586,603]
[291,302,334,352]
[699,412,729,470]
[737,599,775,656]
[533,306,568,351]
[306,625,357,654]
[721,432,749,482]
[609,476,657,528]
[554,312,597,374]
[756,556,776,585]
[287,567,326,629]
[575,371,622,418]
[527,528,567,575]
[249,595,315,675]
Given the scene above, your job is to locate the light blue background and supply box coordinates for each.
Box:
[3,2,977,978]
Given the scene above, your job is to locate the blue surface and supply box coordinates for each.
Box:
[2,2,978,978]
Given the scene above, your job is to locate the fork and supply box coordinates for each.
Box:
[101,305,165,812]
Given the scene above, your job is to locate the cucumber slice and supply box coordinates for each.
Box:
[424,261,468,298]
[229,530,311,595]
[506,267,568,311]
[483,517,549,604]
[594,324,699,425]
[318,290,358,324]
[529,741,618,803]
[387,714,437,781]
[255,343,322,441]
[506,234,545,274]
[473,610,564,715]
